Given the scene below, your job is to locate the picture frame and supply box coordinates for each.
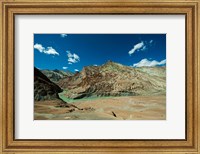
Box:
[0,0,199,153]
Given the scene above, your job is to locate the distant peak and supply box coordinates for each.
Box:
[104,60,122,67]
[53,69,60,72]
[105,60,115,65]
[107,60,113,63]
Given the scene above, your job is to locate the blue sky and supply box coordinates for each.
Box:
[34,34,166,72]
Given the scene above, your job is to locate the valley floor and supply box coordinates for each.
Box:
[34,95,166,120]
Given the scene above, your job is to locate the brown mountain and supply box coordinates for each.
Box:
[34,67,96,120]
[58,61,166,99]
[41,69,74,83]
[34,67,63,101]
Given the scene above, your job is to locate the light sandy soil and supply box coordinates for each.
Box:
[34,95,166,120]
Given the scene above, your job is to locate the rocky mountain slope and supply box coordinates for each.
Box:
[41,69,74,83]
[58,61,166,99]
[34,67,63,101]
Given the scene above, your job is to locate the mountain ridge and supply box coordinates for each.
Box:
[58,61,166,99]
[41,69,74,83]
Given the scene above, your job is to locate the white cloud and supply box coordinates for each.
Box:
[128,41,145,55]
[133,58,166,67]
[66,51,80,64]
[34,44,45,52]
[159,59,166,65]
[73,53,79,60]
[34,43,59,55]
[45,47,59,55]
[62,67,68,69]
[74,69,79,72]
[128,40,154,55]
[60,34,67,38]
[94,64,98,66]
[68,58,77,63]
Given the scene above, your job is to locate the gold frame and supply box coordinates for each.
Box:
[0,0,199,153]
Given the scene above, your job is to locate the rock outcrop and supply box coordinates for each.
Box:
[34,67,63,101]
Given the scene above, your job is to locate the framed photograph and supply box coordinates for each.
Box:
[34,33,166,120]
[1,0,200,153]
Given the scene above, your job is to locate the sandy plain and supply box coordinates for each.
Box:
[34,95,166,120]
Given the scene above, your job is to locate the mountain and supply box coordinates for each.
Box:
[58,61,166,99]
[41,69,74,83]
[34,67,63,101]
